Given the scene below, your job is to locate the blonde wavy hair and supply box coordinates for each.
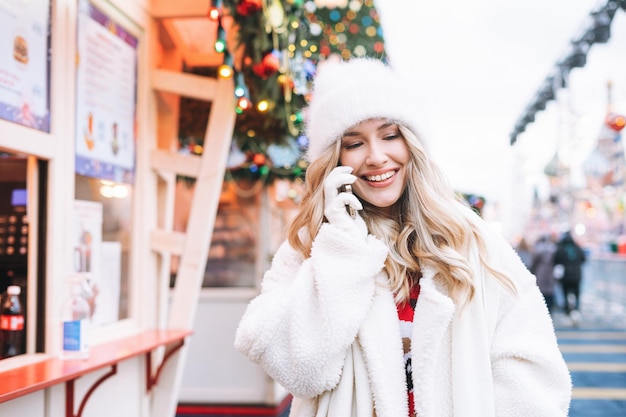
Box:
[287,122,515,306]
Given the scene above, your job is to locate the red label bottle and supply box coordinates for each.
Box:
[0,285,25,359]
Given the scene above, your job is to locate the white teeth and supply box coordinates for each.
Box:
[366,171,395,182]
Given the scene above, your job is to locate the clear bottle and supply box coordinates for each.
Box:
[0,285,25,359]
[61,278,91,360]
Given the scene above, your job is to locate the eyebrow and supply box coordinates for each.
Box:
[342,121,396,137]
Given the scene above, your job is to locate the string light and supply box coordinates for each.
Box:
[218,65,233,78]
[237,97,252,111]
[257,99,270,112]
[215,25,227,53]
[215,39,226,53]
[208,6,221,21]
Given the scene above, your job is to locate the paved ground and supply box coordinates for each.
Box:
[176,259,626,417]
[553,260,626,417]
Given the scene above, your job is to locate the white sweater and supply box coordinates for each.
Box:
[235,209,572,417]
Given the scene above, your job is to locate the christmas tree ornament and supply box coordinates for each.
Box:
[267,137,302,168]
[304,1,317,13]
[265,0,287,33]
[227,142,248,169]
[236,0,263,16]
[252,153,266,166]
[607,113,625,131]
[348,0,362,12]
[251,61,267,78]
[252,52,280,78]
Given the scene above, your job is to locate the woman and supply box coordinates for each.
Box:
[530,234,558,313]
[234,58,571,417]
[515,237,533,270]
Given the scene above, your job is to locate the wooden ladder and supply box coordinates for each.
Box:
[147,2,236,414]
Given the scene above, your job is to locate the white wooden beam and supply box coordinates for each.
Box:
[0,122,55,159]
[150,229,186,255]
[151,74,235,417]
[152,69,218,102]
[151,149,202,178]
[168,75,235,328]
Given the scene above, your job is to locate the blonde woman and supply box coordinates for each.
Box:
[235,58,571,417]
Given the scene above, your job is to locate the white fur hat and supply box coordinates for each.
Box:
[305,58,422,162]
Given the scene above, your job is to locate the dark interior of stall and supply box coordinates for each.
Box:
[0,155,29,357]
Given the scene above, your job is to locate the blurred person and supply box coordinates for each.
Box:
[531,235,557,313]
[234,58,571,417]
[515,237,533,270]
[553,231,587,322]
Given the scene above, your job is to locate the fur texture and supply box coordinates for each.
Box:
[234,209,572,416]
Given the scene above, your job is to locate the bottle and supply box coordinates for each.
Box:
[61,278,91,360]
[0,285,25,359]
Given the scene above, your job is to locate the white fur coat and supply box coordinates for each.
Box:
[234,209,572,417]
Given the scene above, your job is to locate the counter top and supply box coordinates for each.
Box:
[0,329,192,404]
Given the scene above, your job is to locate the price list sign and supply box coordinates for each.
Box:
[74,0,138,183]
[0,0,51,132]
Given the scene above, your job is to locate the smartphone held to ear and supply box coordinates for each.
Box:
[342,184,357,218]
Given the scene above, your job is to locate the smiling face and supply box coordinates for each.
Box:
[338,118,410,213]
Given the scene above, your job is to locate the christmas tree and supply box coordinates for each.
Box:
[180,0,386,187]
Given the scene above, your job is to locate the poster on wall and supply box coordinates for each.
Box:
[0,0,51,132]
[72,199,102,325]
[74,0,138,184]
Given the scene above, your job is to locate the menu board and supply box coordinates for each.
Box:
[0,0,51,132]
[75,0,138,183]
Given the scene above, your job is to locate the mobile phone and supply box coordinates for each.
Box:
[342,184,357,218]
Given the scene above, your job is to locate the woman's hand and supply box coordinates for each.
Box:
[323,166,367,238]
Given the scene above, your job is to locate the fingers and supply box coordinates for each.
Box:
[335,192,363,212]
[324,166,356,196]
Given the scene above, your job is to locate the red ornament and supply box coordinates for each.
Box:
[252,153,266,166]
[236,0,262,16]
[252,52,280,79]
[263,52,280,73]
[252,61,266,78]
[607,113,626,132]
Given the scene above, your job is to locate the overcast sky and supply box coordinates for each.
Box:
[375,0,626,230]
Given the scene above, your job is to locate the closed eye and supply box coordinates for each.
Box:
[343,141,362,150]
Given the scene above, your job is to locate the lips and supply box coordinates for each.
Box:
[365,170,396,182]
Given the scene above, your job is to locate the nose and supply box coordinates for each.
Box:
[365,141,388,166]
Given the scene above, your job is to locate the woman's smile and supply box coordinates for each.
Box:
[364,169,397,183]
